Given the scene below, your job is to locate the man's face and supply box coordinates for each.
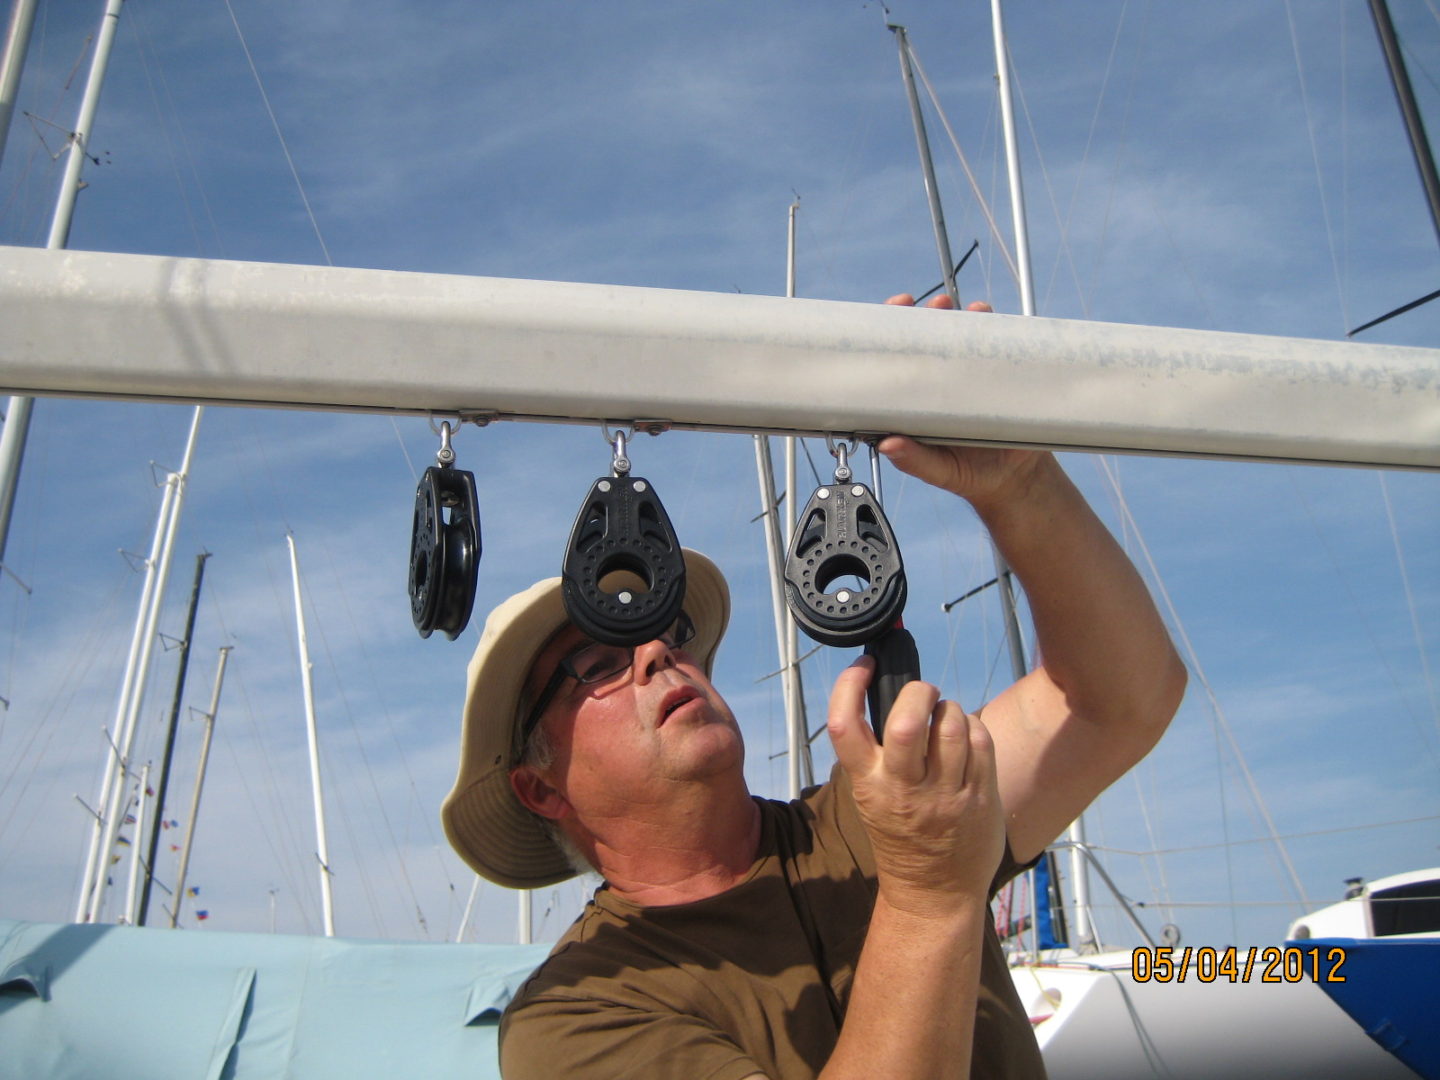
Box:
[517,620,745,822]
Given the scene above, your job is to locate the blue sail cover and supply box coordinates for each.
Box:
[1033,853,1065,951]
[0,919,549,1080]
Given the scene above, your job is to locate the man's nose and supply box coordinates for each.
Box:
[632,637,678,682]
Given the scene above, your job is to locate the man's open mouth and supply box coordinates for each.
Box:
[659,687,701,723]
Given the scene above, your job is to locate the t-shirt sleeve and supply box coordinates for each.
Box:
[991,840,1041,896]
[500,991,764,1080]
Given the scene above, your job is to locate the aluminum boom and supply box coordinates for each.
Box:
[0,246,1436,469]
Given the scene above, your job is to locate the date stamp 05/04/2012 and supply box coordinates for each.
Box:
[1130,945,1348,984]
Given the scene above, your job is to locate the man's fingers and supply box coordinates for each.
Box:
[876,435,953,489]
[826,656,878,776]
[879,680,942,786]
[927,700,970,790]
[829,662,993,799]
[886,292,990,311]
[928,702,996,794]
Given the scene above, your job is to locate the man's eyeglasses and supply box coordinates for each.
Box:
[517,612,696,752]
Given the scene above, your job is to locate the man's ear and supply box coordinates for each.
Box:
[509,765,570,821]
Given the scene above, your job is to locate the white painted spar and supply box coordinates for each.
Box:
[0,245,1436,468]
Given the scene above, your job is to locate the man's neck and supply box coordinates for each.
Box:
[582,782,763,906]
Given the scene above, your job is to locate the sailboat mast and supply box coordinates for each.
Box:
[518,889,532,945]
[989,0,1096,948]
[287,533,336,937]
[892,24,960,307]
[170,645,230,928]
[1369,0,1440,248]
[75,406,202,923]
[73,473,178,921]
[5,12,122,875]
[0,0,124,585]
[754,434,809,797]
[121,763,150,925]
[0,0,38,181]
[989,0,1036,317]
[783,198,809,793]
[754,197,811,798]
[891,20,1033,686]
[137,551,210,926]
[45,0,126,248]
[782,202,803,791]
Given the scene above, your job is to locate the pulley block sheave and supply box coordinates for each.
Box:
[783,480,907,649]
[562,473,687,647]
[409,464,481,640]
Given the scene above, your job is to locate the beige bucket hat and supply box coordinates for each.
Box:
[441,549,730,889]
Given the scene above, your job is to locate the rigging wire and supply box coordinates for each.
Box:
[1003,3,1217,329]
[173,1,481,933]
[124,6,204,258]
[1341,8,1353,339]
[1409,0,1440,95]
[1090,813,1440,859]
[1285,472,1440,771]
[1379,473,1440,738]
[216,729,317,936]
[1080,0,1151,321]
[305,534,450,938]
[291,565,389,936]
[221,0,333,267]
[0,570,132,845]
[126,1,227,259]
[1007,41,1109,320]
[206,412,446,923]
[797,70,882,300]
[1040,0,1133,318]
[1283,0,1351,336]
[203,587,319,935]
[903,41,1019,286]
[1096,456,1177,923]
[1127,767,1176,927]
[1094,457,1310,910]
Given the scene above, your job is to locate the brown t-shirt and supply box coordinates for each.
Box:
[499,768,1046,1079]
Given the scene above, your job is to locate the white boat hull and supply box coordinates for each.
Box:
[1012,950,1419,1079]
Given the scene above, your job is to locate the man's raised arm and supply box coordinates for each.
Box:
[878,434,1187,865]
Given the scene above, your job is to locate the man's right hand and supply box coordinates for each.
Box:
[826,656,1005,916]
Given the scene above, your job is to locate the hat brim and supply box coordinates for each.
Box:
[441,549,730,889]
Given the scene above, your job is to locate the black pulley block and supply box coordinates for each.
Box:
[561,474,686,647]
[409,465,481,640]
[783,480,907,648]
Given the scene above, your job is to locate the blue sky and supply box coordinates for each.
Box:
[0,0,1436,950]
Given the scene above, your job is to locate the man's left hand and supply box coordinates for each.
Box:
[878,293,1046,510]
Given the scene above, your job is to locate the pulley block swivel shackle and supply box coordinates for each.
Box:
[409,421,482,640]
[561,425,686,647]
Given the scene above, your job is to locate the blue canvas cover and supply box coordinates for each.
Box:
[0,919,549,1080]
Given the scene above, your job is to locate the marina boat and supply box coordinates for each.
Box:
[1009,867,1440,1078]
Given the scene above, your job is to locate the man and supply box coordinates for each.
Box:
[442,296,1187,1078]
